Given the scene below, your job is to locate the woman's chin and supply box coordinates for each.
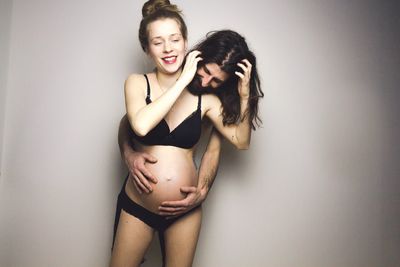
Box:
[159,67,179,75]
[159,61,183,74]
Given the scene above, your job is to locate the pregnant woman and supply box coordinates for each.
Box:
[110,1,263,266]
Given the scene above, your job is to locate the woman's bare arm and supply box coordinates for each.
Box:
[125,51,202,136]
[205,59,252,149]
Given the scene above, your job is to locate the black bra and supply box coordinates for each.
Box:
[131,74,202,149]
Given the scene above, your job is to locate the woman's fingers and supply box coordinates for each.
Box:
[142,153,157,163]
[195,57,203,64]
[180,50,202,84]
[188,50,201,58]
[185,50,201,65]
[242,58,252,68]
[138,165,157,184]
[188,51,202,66]
[235,71,245,79]
[160,200,186,207]
[158,206,186,212]
[131,171,149,193]
[130,174,143,194]
[238,59,252,71]
[158,205,187,216]
[236,59,252,98]
[237,60,252,75]
[134,170,152,193]
[180,186,197,194]
[241,59,252,74]
[237,63,247,72]
[236,59,252,90]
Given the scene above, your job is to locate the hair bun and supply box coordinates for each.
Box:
[142,0,180,17]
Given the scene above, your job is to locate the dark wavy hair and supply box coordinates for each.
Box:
[192,30,264,130]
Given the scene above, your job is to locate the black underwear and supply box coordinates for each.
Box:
[112,176,201,265]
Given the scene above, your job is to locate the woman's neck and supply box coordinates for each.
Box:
[155,70,182,91]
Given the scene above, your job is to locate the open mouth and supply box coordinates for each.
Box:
[162,56,177,64]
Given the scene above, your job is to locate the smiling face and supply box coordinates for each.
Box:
[146,18,187,75]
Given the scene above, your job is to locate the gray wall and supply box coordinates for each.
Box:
[0,1,13,263]
[0,0,399,267]
[0,0,12,179]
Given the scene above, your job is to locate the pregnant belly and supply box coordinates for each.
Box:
[125,146,198,213]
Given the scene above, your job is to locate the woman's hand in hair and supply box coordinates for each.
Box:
[235,59,252,100]
[178,50,202,86]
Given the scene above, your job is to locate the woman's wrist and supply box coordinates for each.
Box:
[176,76,191,89]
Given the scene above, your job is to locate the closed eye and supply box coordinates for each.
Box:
[214,78,223,84]
[203,66,211,75]
[203,66,223,84]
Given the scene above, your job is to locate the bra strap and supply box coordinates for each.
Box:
[197,94,202,110]
[143,74,151,103]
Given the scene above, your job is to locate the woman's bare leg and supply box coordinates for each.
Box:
[110,210,155,267]
[163,207,202,267]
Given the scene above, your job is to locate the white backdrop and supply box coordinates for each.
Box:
[1,0,399,267]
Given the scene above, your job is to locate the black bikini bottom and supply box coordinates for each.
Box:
[112,176,200,265]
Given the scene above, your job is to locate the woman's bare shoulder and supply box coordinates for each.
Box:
[202,93,221,110]
[125,73,146,84]
[125,73,151,94]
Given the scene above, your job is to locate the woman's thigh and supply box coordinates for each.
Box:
[110,210,154,267]
[164,207,203,267]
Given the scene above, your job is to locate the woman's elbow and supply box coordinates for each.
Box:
[132,127,147,137]
[132,122,150,137]
[127,116,148,137]
[235,142,250,150]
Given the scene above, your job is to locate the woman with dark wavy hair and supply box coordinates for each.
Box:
[110,1,263,266]
[188,30,263,130]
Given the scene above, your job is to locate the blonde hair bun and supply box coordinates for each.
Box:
[142,0,181,18]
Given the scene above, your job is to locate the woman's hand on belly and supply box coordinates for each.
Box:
[125,151,158,194]
[128,146,198,214]
[140,172,197,213]
[158,186,205,217]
